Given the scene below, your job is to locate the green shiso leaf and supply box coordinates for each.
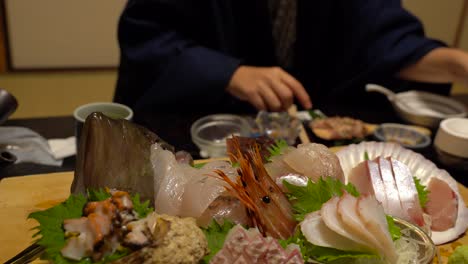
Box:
[201,220,236,263]
[283,177,359,221]
[266,139,289,162]
[386,215,402,241]
[413,177,430,209]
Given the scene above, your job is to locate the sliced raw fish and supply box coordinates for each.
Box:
[348,160,387,208]
[265,154,298,181]
[180,160,238,218]
[282,143,345,182]
[357,195,398,263]
[211,225,304,264]
[151,144,192,216]
[377,157,407,219]
[424,177,458,231]
[301,211,368,252]
[197,195,250,227]
[336,193,381,252]
[336,141,468,244]
[389,158,425,227]
[151,144,241,221]
[275,173,309,192]
[320,197,370,248]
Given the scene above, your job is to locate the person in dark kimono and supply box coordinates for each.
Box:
[114,0,468,116]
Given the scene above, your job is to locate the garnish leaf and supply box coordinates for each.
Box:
[280,228,377,262]
[413,177,430,208]
[201,220,236,263]
[28,194,88,263]
[364,151,370,161]
[87,188,111,201]
[283,177,359,221]
[131,193,153,218]
[193,162,207,169]
[266,139,289,162]
[386,215,402,241]
[308,109,327,120]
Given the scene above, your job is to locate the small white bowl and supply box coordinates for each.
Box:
[434,118,468,158]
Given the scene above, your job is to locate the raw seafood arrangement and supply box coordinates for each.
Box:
[27,114,467,263]
[337,141,468,245]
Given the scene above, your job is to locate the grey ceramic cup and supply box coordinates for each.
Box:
[0,88,18,125]
[73,102,134,150]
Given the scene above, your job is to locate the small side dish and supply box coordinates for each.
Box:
[373,123,431,149]
[309,116,371,141]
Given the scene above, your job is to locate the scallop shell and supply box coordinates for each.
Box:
[336,141,468,245]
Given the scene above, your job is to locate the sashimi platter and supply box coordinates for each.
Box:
[26,113,467,264]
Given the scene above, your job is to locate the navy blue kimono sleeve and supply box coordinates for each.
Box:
[322,0,446,98]
[114,0,241,112]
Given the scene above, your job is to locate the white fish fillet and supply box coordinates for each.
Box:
[301,211,368,252]
[281,143,345,182]
[150,144,238,219]
[377,157,406,219]
[320,196,370,248]
[389,158,425,227]
[357,195,398,263]
[336,193,381,252]
[180,160,238,218]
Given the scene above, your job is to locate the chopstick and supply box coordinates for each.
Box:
[288,104,311,144]
[4,243,44,264]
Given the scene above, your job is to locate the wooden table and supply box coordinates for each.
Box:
[1,171,467,263]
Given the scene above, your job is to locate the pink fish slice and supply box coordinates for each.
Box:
[348,160,387,207]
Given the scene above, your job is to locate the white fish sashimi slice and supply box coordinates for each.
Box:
[389,158,425,227]
[265,155,300,182]
[180,162,233,218]
[377,157,407,219]
[152,146,192,216]
[336,194,381,252]
[357,195,398,263]
[348,160,387,209]
[282,143,345,182]
[320,197,371,249]
[301,211,368,252]
[424,177,458,232]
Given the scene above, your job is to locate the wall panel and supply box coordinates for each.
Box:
[404,0,464,46]
[5,0,126,70]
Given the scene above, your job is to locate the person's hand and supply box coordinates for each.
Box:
[226,66,312,111]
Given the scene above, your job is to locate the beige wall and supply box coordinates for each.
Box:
[404,0,465,46]
[0,71,116,118]
[5,0,126,69]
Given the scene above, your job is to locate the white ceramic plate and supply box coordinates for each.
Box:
[336,141,468,245]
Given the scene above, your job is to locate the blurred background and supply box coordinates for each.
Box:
[0,0,467,119]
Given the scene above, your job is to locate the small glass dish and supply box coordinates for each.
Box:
[373,123,431,149]
[191,114,250,158]
[254,111,301,145]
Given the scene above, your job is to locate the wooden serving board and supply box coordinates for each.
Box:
[1,170,466,263]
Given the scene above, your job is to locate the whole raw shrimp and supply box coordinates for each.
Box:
[215,137,296,239]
